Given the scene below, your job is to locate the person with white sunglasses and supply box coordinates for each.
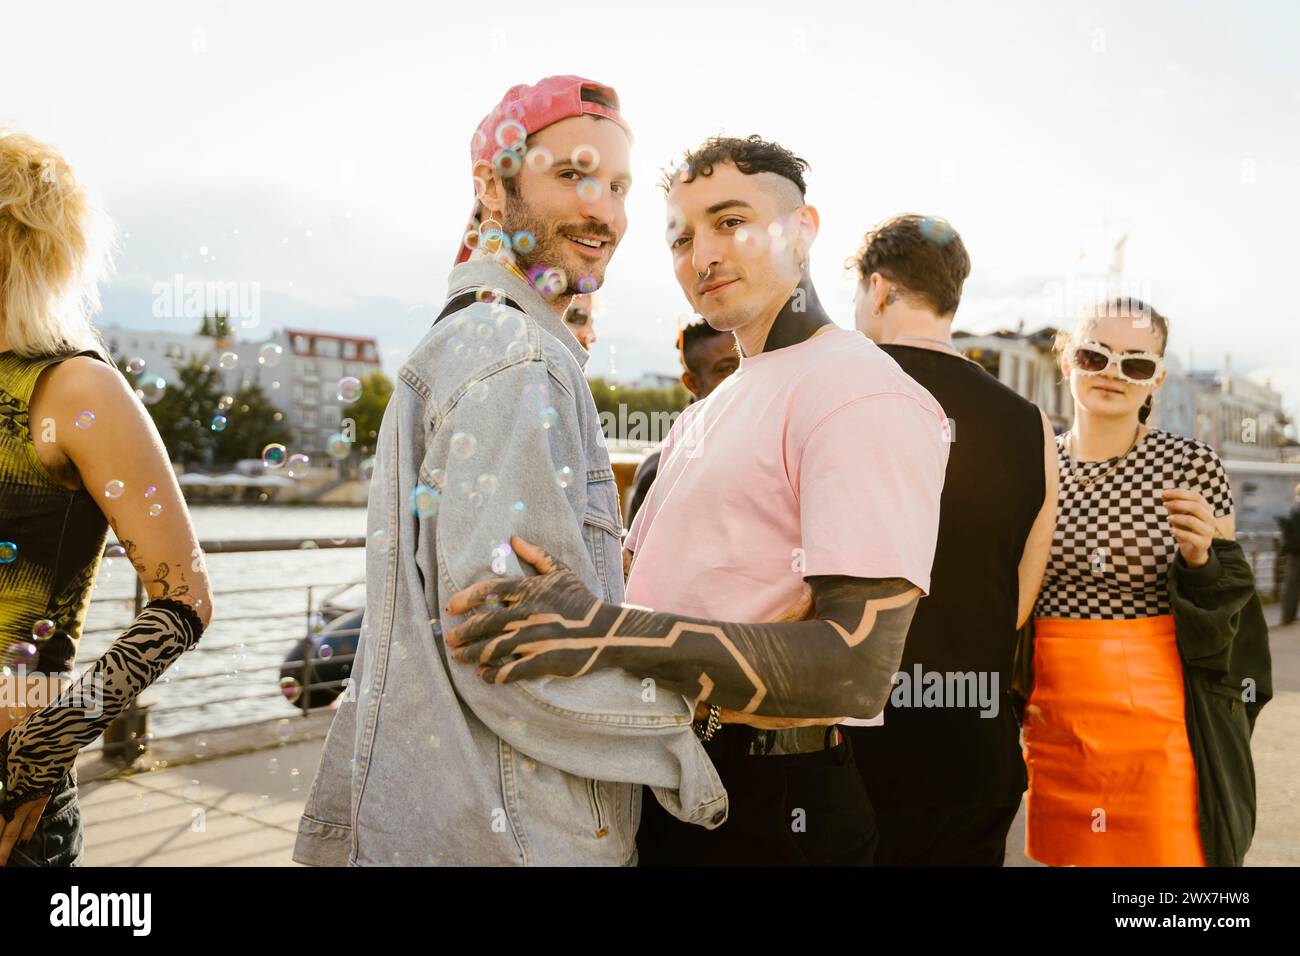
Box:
[1015,297,1258,866]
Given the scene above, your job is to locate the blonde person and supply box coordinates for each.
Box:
[1016,297,1271,867]
[0,130,212,866]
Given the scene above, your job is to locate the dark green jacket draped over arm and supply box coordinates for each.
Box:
[1010,537,1273,867]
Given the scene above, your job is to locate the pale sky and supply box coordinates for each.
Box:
[4,0,1298,421]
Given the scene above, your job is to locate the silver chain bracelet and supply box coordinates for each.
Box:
[693,703,722,742]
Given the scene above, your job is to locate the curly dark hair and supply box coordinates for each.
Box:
[677,318,730,374]
[846,214,971,317]
[659,135,810,199]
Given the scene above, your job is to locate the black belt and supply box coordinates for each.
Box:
[747,725,843,756]
[707,723,843,758]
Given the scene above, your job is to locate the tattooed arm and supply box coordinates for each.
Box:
[2,356,212,860]
[31,355,214,623]
[446,538,920,719]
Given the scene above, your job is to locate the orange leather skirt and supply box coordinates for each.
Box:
[1024,615,1205,867]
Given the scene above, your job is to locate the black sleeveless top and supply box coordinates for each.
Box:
[849,345,1045,807]
[0,348,111,673]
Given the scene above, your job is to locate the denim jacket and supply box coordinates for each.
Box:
[293,258,727,866]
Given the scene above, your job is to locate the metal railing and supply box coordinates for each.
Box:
[1237,531,1285,600]
[81,530,1290,761]
[86,536,365,760]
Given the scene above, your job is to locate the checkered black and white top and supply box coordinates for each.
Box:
[1034,427,1234,620]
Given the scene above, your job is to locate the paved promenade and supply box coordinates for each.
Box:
[79,611,1298,867]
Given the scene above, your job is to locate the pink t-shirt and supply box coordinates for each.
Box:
[625,327,949,721]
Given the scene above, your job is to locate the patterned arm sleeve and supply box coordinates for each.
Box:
[1183,440,1235,517]
[0,598,203,820]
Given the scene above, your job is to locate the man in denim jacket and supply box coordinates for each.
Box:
[293,76,726,866]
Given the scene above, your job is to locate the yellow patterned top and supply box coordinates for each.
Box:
[0,349,110,673]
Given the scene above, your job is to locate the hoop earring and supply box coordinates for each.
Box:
[478,217,505,255]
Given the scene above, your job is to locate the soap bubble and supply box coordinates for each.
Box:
[492,149,521,179]
[513,230,536,254]
[125,357,147,375]
[571,145,600,173]
[540,407,558,429]
[577,275,598,294]
[369,528,388,552]
[450,432,477,459]
[326,434,352,459]
[556,466,573,489]
[337,377,362,402]
[576,178,602,202]
[144,485,157,499]
[919,217,958,244]
[494,119,526,151]
[218,352,239,370]
[279,676,301,703]
[136,376,167,405]
[0,542,17,563]
[533,267,565,299]
[74,410,95,430]
[410,484,439,519]
[525,146,553,173]
[32,619,56,640]
[286,453,310,478]
[262,444,287,468]
[147,503,163,518]
[734,224,767,257]
[104,479,126,499]
[477,473,498,497]
[217,394,234,412]
[3,642,37,670]
[210,415,227,432]
[509,501,527,523]
[318,643,333,660]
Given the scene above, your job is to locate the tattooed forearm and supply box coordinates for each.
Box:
[119,538,191,600]
[446,566,920,719]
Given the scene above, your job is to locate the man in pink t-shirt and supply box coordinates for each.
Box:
[444,135,948,866]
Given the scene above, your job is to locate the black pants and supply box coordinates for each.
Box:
[1282,553,1300,625]
[3,769,83,868]
[637,725,877,866]
[868,802,1019,867]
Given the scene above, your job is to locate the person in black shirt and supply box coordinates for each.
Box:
[843,214,1058,865]
[1279,483,1300,625]
[623,319,737,527]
